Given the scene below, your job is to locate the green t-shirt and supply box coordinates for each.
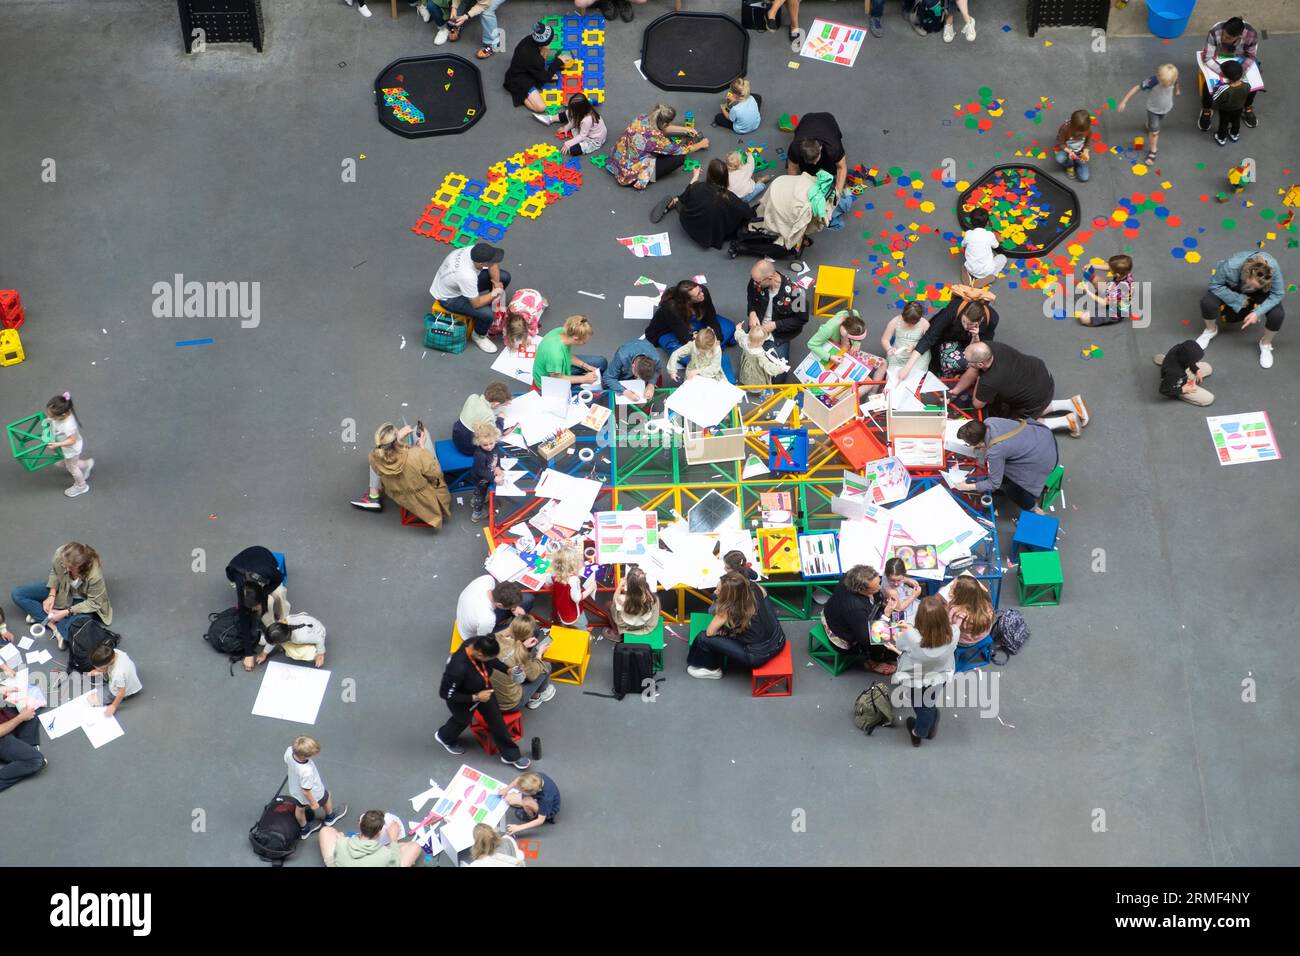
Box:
[532,329,572,388]
[332,836,401,868]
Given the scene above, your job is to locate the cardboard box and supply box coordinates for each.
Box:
[863,455,912,504]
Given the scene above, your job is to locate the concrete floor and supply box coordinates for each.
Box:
[1,0,1297,866]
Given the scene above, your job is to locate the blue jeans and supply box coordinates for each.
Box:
[570,355,609,392]
[0,716,44,793]
[909,684,940,739]
[478,0,507,45]
[825,190,856,231]
[10,582,93,640]
[741,182,767,204]
[1054,151,1090,182]
[423,1,447,27]
[440,268,512,336]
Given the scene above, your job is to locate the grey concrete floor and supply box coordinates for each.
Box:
[1,0,1298,866]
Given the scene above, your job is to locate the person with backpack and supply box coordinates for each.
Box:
[888,596,959,746]
[283,735,347,840]
[951,417,1060,515]
[10,542,111,652]
[435,635,532,770]
[88,644,142,717]
[320,809,422,867]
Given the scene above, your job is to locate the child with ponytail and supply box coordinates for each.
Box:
[44,392,94,498]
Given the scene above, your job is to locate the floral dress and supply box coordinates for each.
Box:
[488,288,548,338]
[607,115,687,191]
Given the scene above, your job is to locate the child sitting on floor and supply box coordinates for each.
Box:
[668,327,726,383]
[610,566,660,638]
[488,287,548,350]
[88,644,142,718]
[1053,109,1094,182]
[556,93,608,157]
[1078,254,1136,326]
[726,148,765,205]
[499,771,561,834]
[961,208,1007,288]
[713,78,761,134]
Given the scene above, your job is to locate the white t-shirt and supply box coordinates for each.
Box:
[962,227,1001,277]
[456,574,499,640]
[106,649,143,698]
[48,414,83,459]
[430,247,482,301]
[284,747,325,804]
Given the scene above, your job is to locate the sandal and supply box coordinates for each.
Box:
[1143,151,1157,164]
[475,45,495,59]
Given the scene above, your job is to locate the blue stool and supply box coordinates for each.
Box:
[1012,511,1059,558]
[954,635,994,672]
[435,439,476,494]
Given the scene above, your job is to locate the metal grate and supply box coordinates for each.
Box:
[1026,0,1110,37]
[177,0,264,53]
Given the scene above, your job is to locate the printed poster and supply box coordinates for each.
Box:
[1205,412,1281,466]
[799,19,866,69]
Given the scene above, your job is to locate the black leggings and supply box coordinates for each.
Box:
[1200,289,1285,331]
[655,154,686,180]
[713,93,763,130]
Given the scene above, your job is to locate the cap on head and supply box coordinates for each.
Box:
[471,242,505,265]
[532,21,554,44]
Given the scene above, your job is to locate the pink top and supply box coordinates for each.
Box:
[489,287,548,338]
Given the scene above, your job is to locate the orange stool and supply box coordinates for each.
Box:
[470,709,524,756]
[751,642,793,698]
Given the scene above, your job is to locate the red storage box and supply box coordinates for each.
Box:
[830,419,887,471]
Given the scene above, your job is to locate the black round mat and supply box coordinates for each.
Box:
[641,12,748,94]
[956,164,1081,258]
[374,54,485,138]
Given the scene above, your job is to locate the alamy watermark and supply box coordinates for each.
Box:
[1042,275,1153,328]
[152,274,260,328]
[891,669,1002,720]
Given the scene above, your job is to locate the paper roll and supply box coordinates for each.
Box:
[980,494,993,508]
[578,447,595,462]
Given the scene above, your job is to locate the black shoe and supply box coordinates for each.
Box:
[1229,132,1240,142]
[906,717,922,747]
[1197,110,1212,132]
[650,195,675,224]
[616,0,633,23]
[1242,108,1258,129]
[1214,133,1228,146]
[927,710,940,740]
[597,0,616,19]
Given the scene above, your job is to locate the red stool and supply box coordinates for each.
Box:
[0,290,25,331]
[399,507,434,528]
[751,643,793,698]
[470,709,524,755]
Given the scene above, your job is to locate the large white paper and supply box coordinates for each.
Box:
[664,376,744,429]
[535,469,602,529]
[490,337,541,385]
[485,545,528,583]
[836,504,897,571]
[622,295,660,321]
[885,485,989,563]
[251,661,332,725]
[944,419,979,458]
[83,711,125,749]
[37,690,98,739]
[540,375,571,417]
[1196,51,1265,92]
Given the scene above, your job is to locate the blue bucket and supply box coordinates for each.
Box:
[1146,0,1196,40]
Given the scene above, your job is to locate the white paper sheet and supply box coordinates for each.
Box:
[409,781,446,813]
[836,506,897,571]
[944,419,979,458]
[535,470,602,529]
[25,649,52,666]
[251,661,332,725]
[0,644,20,667]
[540,375,571,417]
[885,485,989,563]
[663,376,744,429]
[622,295,660,320]
[939,464,971,489]
[485,545,528,583]
[17,637,34,650]
[37,690,98,739]
[490,336,541,385]
[83,711,125,749]
[616,380,648,405]
[741,454,771,479]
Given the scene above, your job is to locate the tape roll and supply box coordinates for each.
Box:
[29,623,47,638]
[577,388,595,404]
[578,447,595,462]
[584,547,597,561]
[980,494,993,508]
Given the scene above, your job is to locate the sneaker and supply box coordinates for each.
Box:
[1242,109,1258,129]
[1195,328,1218,350]
[358,2,371,16]
[299,820,323,840]
[82,459,95,482]
[1197,110,1212,132]
[513,808,532,822]
[472,332,499,353]
[617,0,634,23]
[434,731,466,755]
[687,665,723,679]
[527,684,557,709]
[324,804,349,826]
[1070,394,1090,427]
[501,754,532,770]
[1214,133,1228,147]
[869,16,883,38]
[532,111,556,126]
[907,717,922,747]
[1066,413,1082,438]
[789,28,805,53]
[963,18,976,41]
[1259,343,1274,369]
[417,3,430,22]
[434,26,449,45]
[476,45,496,59]
[1229,132,1240,142]
[471,505,487,522]
[349,492,383,511]
[64,484,89,498]
[910,19,928,38]
[943,21,955,42]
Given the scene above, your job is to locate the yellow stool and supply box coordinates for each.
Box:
[0,329,24,367]
[430,301,471,330]
[813,265,855,318]
[450,622,463,655]
[543,625,591,685]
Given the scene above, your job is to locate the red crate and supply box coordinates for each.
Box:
[0,291,25,331]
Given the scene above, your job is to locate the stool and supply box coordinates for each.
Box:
[451,622,464,655]
[1012,511,1059,558]
[751,642,793,698]
[954,635,994,672]
[271,551,287,582]
[399,507,435,528]
[0,290,25,330]
[434,439,476,494]
[808,621,865,676]
[543,625,591,685]
[1038,464,1064,509]
[813,265,855,318]
[1017,550,1062,606]
[688,612,727,671]
[470,709,524,756]
[0,329,24,367]
[623,617,664,671]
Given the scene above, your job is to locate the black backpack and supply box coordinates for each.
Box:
[249,779,301,866]
[612,642,655,700]
[67,618,121,673]
[740,0,781,32]
[205,607,246,656]
[911,0,950,34]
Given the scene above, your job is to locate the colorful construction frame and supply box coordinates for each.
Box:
[6,413,60,471]
[537,13,606,115]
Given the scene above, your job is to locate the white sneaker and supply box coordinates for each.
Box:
[687,666,723,680]
[1070,395,1090,427]
[1259,343,1274,369]
[472,332,498,354]
[1195,328,1218,350]
[1066,413,1082,439]
[434,26,449,44]
[943,21,955,42]
[532,111,556,125]
[65,484,90,498]
[963,18,976,41]
[527,684,557,709]
[358,3,371,16]
[417,3,430,22]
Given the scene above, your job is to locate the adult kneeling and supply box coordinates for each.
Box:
[686,572,786,680]
[951,417,1058,515]
[656,159,756,250]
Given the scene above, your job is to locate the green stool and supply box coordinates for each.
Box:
[808,621,866,676]
[7,414,60,471]
[688,612,727,671]
[1017,550,1063,606]
[1038,464,1065,509]
[624,617,665,672]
